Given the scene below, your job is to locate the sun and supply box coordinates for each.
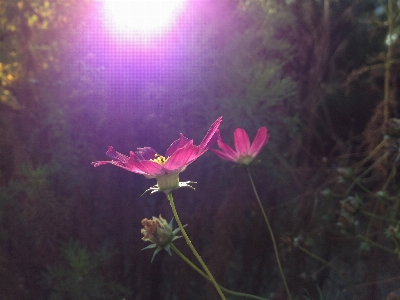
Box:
[101,0,186,41]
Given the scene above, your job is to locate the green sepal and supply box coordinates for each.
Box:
[151,247,162,263]
[164,243,172,256]
[142,244,157,251]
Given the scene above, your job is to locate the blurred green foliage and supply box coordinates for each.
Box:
[43,240,131,300]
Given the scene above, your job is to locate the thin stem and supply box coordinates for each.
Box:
[360,210,394,223]
[383,162,397,192]
[295,244,358,298]
[345,153,389,196]
[170,244,269,300]
[357,139,386,168]
[356,234,398,255]
[247,168,292,300]
[167,192,226,300]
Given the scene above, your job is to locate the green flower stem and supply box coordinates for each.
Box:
[170,243,269,300]
[247,168,292,300]
[167,192,226,300]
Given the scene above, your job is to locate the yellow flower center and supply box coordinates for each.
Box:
[151,154,169,166]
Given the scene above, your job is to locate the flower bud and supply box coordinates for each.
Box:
[141,215,184,262]
[141,216,173,248]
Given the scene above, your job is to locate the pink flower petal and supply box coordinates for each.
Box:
[92,147,150,174]
[165,134,191,157]
[198,117,222,154]
[210,148,238,162]
[97,160,123,169]
[233,128,251,156]
[216,137,239,160]
[128,159,164,177]
[135,147,158,160]
[92,160,113,167]
[106,146,129,163]
[164,142,199,171]
[114,151,151,175]
[92,158,149,175]
[248,126,269,157]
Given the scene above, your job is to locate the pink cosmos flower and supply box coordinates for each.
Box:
[211,126,269,165]
[92,117,222,193]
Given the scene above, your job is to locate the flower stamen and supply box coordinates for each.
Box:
[151,154,169,166]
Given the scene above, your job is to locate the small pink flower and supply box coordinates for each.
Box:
[92,117,222,193]
[211,126,269,165]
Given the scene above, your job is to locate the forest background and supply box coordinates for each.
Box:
[0,0,399,299]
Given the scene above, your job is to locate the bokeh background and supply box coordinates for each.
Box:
[1,0,400,299]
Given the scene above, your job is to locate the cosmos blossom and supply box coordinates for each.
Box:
[92,117,222,193]
[211,126,269,166]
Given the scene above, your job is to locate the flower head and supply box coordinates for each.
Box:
[211,126,269,165]
[141,215,183,262]
[92,117,222,193]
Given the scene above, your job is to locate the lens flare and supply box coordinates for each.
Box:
[101,0,186,42]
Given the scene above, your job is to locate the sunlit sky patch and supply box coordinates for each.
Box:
[101,0,187,45]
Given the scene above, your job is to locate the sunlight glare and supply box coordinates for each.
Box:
[102,0,186,39]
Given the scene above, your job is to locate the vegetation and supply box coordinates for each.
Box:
[0,0,399,299]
